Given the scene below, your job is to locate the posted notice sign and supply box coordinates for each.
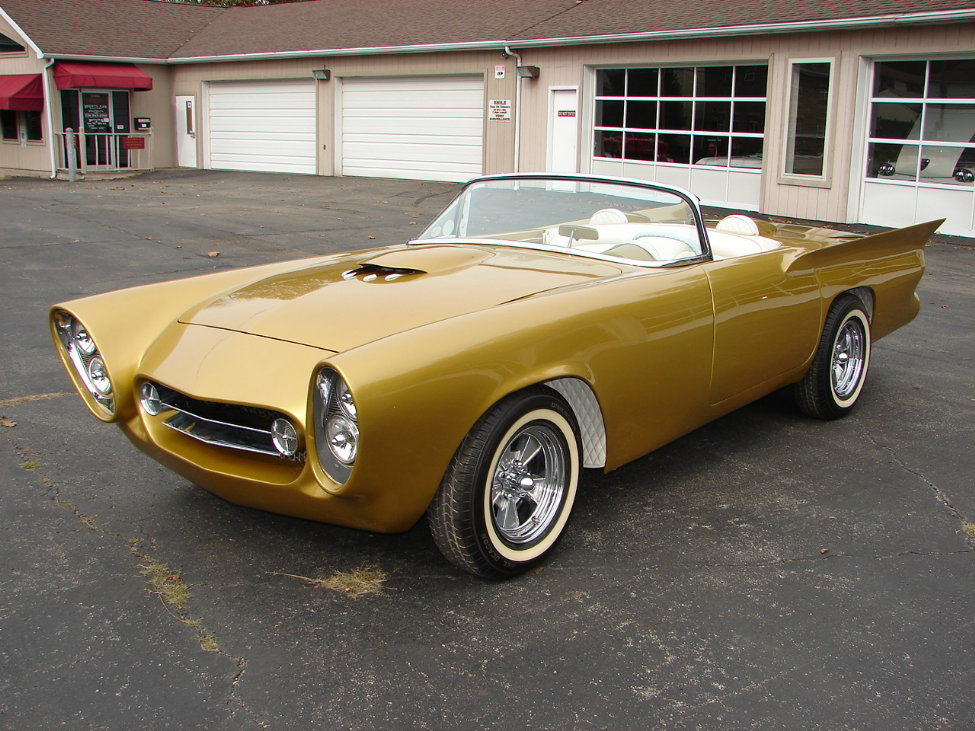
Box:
[488,99,512,121]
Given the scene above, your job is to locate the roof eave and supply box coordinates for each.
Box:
[508,9,975,49]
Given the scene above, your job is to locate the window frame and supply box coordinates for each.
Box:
[0,109,43,143]
[591,63,768,171]
[780,57,835,187]
[864,57,975,192]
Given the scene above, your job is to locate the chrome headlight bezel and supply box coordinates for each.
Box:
[313,367,358,484]
[52,310,115,417]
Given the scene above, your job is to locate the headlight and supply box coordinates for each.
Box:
[313,367,358,483]
[52,310,115,415]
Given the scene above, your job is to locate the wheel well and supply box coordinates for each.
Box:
[543,378,607,469]
[842,286,874,321]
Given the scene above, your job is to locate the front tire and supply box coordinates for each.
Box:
[428,390,580,578]
[795,294,872,420]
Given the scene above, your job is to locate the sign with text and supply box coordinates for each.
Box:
[488,99,512,121]
[122,137,146,150]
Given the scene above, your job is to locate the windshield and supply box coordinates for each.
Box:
[416,176,704,265]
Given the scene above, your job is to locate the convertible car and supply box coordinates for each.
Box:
[50,174,940,578]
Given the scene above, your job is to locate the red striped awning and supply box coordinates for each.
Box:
[53,61,153,91]
[0,74,43,111]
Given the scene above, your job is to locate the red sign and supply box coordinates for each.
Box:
[122,137,146,150]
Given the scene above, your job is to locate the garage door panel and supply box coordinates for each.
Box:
[343,142,483,164]
[341,75,483,182]
[207,79,316,175]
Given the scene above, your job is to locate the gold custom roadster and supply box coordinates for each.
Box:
[50,174,940,577]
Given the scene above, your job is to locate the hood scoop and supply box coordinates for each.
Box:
[341,263,424,283]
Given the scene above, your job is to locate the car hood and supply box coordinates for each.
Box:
[179,244,623,352]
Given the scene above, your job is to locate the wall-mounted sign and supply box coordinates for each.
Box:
[122,137,146,150]
[488,99,512,121]
[494,64,506,80]
[134,117,151,130]
[558,110,577,118]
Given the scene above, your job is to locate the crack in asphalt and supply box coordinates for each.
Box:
[865,431,970,528]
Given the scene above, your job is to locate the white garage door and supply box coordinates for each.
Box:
[207,79,316,175]
[341,76,484,182]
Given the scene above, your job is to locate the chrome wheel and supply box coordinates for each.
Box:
[490,423,568,545]
[831,318,866,400]
[428,390,581,578]
[795,294,872,420]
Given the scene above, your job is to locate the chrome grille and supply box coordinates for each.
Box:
[148,383,303,461]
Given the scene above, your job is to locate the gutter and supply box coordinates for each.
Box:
[504,46,523,173]
[42,58,56,178]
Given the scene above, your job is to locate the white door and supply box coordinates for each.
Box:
[175,95,197,168]
[340,76,484,182]
[548,88,579,173]
[206,79,316,174]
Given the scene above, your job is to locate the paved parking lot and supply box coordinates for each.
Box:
[1,170,973,729]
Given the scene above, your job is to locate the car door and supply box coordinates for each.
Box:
[704,247,822,404]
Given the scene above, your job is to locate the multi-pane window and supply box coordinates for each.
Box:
[593,65,768,168]
[867,59,975,187]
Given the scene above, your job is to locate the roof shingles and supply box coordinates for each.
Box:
[1,0,974,60]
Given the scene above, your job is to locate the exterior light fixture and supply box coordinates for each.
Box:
[312,68,331,81]
[517,65,540,79]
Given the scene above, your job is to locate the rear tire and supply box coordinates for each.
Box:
[795,294,872,420]
[428,390,580,578]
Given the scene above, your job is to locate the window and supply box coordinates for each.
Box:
[784,61,832,177]
[1,110,42,141]
[0,32,25,54]
[867,59,975,188]
[593,65,768,169]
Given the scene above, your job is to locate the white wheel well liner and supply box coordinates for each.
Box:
[544,378,607,469]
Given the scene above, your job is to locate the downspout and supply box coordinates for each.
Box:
[504,45,523,172]
[42,58,57,178]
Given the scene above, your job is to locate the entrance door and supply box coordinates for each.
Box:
[78,90,130,169]
[548,88,579,173]
[81,91,113,167]
[175,95,197,167]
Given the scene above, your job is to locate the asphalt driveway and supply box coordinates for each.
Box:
[1,170,973,729]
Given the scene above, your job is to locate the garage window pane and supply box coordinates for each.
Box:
[624,132,656,161]
[874,61,925,98]
[698,67,733,97]
[594,130,623,158]
[627,68,658,97]
[734,66,768,98]
[625,100,656,130]
[661,68,694,97]
[732,101,765,133]
[695,101,731,132]
[785,61,831,176]
[730,137,764,168]
[660,100,691,130]
[596,69,625,97]
[922,104,975,143]
[928,59,975,99]
[693,136,728,165]
[867,142,918,180]
[657,133,691,163]
[870,102,922,140]
[595,100,624,127]
[920,144,975,185]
